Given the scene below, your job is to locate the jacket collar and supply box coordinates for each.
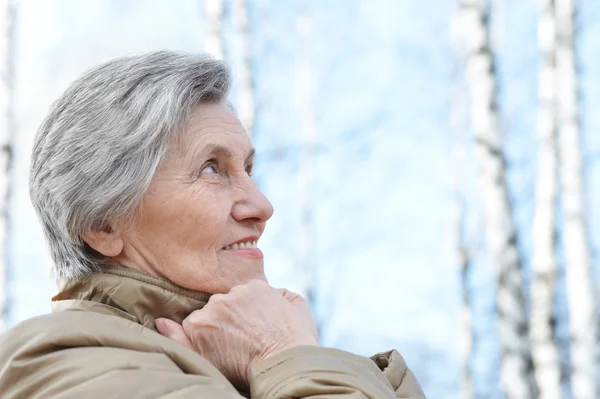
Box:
[51,266,210,331]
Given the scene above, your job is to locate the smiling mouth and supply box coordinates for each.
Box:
[222,240,258,250]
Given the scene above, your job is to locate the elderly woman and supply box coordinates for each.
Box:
[0,52,424,398]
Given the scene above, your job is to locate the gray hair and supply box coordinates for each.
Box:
[30,51,231,280]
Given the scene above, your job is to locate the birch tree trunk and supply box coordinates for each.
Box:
[530,1,561,397]
[231,0,255,137]
[0,0,14,334]
[459,1,537,397]
[555,1,597,397]
[204,0,225,60]
[457,249,473,399]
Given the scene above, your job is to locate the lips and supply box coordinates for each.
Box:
[221,237,264,259]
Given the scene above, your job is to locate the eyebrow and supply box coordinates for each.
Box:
[202,144,256,160]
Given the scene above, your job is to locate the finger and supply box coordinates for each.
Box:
[155,318,197,352]
[278,288,306,306]
[278,288,314,315]
[277,289,318,340]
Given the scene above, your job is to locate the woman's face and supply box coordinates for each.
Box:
[115,102,274,293]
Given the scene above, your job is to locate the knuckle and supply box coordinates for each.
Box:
[233,279,267,295]
[229,284,246,294]
[208,293,225,304]
[290,290,304,300]
[249,279,270,291]
[248,279,265,287]
[208,292,237,310]
[183,310,204,328]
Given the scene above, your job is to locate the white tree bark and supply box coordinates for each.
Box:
[530,1,561,398]
[231,0,255,137]
[204,0,225,60]
[459,1,537,398]
[555,1,597,398]
[0,0,14,334]
[458,250,473,399]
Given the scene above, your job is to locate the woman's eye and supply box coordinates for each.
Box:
[200,163,218,176]
[245,163,253,176]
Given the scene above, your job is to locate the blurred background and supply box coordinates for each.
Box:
[0,0,599,398]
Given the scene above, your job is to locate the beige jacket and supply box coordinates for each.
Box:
[0,266,425,398]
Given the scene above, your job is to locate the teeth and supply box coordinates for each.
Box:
[224,240,258,250]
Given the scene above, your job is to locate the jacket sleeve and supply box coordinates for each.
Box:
[0,344,245,399]
[0,315,424,399]
[249,346,426,399]
[1,344,424,399]
[370,350,426,398]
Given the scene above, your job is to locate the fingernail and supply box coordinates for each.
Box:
[155,319,167,334]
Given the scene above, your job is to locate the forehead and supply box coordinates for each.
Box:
[171,102,252,159]
[188,101,241,129]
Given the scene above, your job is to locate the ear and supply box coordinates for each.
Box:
[83,225,124,258]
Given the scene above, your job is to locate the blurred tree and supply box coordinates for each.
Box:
[555,0,597,397]
[232,0,255,137]
[0,0,14,334]
[458,0,537,397]
[204,0,225,60]
[530,0,561,397]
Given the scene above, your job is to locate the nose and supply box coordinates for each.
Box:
[231,177,274,224]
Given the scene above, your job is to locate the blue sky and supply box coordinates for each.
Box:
[7,1,600,398]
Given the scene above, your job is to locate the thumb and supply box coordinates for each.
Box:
[155,318,197,352]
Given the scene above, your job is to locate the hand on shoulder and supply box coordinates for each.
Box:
[155,280,319,390]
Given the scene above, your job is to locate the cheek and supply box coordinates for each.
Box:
[181,187,231,248]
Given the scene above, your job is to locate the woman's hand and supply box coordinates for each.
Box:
[154,280,319,389]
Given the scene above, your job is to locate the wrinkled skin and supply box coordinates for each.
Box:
[112,101,274,294]
[85,101,319,390]
[156,281,319,390]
